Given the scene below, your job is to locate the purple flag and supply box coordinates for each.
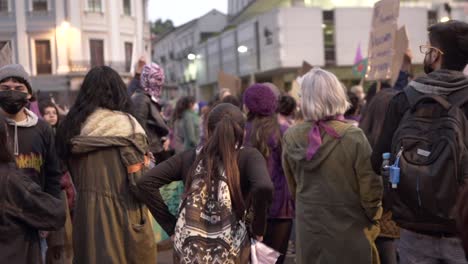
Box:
[354,42,363,64]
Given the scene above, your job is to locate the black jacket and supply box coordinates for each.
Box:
[371,69,468,234]
[131,90,169,154]
[6,110,63,198]
[135,147,274,237]
[0,163,65,264]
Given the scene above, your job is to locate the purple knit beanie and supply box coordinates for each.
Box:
[243,83,278,116]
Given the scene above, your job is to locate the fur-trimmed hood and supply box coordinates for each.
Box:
[71,108,147,154]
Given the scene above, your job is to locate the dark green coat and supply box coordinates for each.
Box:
[282,121,383,264]
[69,134,156,264]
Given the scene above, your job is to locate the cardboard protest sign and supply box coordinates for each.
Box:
[0,42,12,67]
[218,70,241,96]
[290,61,314,103]
[390,26,409,86]
[299,61,313,76]
[366,0,400,81]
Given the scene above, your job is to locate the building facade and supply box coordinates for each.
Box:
[0,0,150,103]
[152,9,227,98]
[153,0,468,101]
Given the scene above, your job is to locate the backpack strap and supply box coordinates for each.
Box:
[448,88,468,108]
[404,86,424,108]
[405,86,453,111]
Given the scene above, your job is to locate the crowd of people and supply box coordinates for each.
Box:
[1,20,468,264]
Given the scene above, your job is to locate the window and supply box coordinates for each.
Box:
[124,42,133,72]
[123,0,131,16]
[88,0,102,12]
[35,40,52,74]
[0,0,8,12]
[89,39,104,68]
[32,0,48,11]
[323,10,336,66]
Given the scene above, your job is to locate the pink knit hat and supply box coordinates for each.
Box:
[140,63,165,100]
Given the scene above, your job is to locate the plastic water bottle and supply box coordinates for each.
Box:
[389,148,403,189]
[381,153,391,182]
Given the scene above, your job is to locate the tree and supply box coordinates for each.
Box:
[151,19,175,37]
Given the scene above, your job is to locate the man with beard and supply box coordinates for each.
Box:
[371,21,468,263]
[0,64,63,261]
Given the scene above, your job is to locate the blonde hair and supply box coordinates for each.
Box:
[300,68,350,121]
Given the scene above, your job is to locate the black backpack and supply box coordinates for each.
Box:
[390,87,468,232]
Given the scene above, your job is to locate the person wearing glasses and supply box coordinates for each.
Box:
[371,20,468,264]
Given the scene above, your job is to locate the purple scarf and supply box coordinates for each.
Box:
[306,115,345,160]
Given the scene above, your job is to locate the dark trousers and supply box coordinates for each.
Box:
[376,237,398,264]
[264,218,293,264]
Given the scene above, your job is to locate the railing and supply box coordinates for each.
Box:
[69,60,129,73]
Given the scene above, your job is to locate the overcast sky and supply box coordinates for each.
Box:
[147,0,228,26]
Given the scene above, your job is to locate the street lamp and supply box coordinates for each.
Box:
[237,45,248,53]
[187,53,196,60]
[61,21,70,30]
[440,16,450,23]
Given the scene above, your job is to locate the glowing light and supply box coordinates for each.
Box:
[237,45,248,53]
[440,16,450,23]
[187,53,196,60]
[196,54,202,59]
[61,21,70,30]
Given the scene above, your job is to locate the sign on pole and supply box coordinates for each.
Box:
[390,26,409,86]
[218,70,241,96]
[0,42,12,67]
[366,0,400,81]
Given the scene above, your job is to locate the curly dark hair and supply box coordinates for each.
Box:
[56,66,134,158]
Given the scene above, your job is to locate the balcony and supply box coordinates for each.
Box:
[69,61,131,75]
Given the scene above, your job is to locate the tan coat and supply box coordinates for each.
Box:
[282,121,383,264]
[68,109,156,264]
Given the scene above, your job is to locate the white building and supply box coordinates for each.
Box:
[191,0,467,100]
[152,9,227,97]
[0,0,151,103]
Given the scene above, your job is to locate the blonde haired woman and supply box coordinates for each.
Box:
[282,68,383,264]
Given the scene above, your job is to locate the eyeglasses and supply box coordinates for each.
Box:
[419,45,444,55]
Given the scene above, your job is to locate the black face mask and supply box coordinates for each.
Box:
[0,90,29,115]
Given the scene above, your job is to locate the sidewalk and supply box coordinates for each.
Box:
[157,248,296,264]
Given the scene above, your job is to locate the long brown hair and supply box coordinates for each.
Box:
[247,112,281,159]
[185,103,246,218]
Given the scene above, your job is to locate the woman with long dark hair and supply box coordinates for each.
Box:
[135,103,273,263]
[172,95,200,153]
[243,83,294,264]
[56,66,156,263]
[0,115,65,263]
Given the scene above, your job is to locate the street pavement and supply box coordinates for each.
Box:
[156,247,296,263]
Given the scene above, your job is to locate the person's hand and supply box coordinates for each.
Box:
[163,139,170,151]
[39,231,49,238]
[136,56,146,74]
[255,235,263,242]
[401,48,413,72]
